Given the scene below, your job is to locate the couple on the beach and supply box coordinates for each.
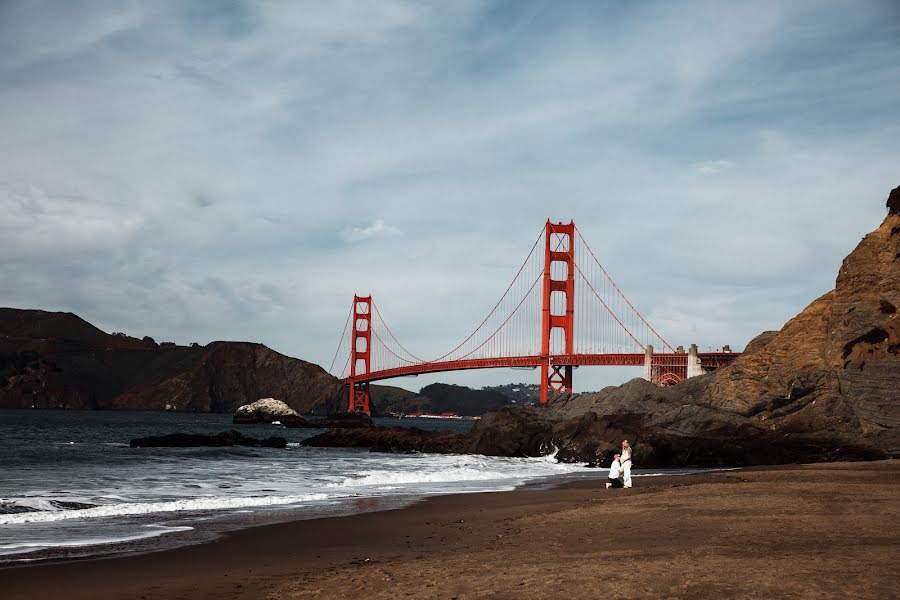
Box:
[606,440,633,489]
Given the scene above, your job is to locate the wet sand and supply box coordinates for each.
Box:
[2,461,898,599]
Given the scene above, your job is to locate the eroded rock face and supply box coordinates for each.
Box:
[234,398,300,424]
[698,185,900,444]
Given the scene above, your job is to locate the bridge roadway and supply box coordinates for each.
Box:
[342,352,739,384]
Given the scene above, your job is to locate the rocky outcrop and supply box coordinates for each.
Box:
[305,186,900,467]
[301,426,470,454]
[234,398,301,424]
[129,430,287,448]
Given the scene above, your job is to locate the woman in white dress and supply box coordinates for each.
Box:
[621,440,633,488]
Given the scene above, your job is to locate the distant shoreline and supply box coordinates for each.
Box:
[2,460,897,599]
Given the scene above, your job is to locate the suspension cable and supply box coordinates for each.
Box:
[572,261,645,350]
[574,226,675,351]
[370,329,420,365]
[453,229,569,361]
[372,301,426,363]
[424,224,545,362]
[328,305,352,374]
[454,271,543,361]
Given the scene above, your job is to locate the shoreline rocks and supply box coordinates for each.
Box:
[301,425,469,454]
[130,430,287,448]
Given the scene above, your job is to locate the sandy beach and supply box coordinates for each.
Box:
[1,460,897,600]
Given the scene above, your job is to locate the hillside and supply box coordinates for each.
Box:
[369,383,519,416]
[0,309,344,414]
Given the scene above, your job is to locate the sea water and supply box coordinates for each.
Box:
[0,409,679,563]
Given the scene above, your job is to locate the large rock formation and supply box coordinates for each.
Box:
[234,398,302,423]
[0,310,345,413]
[306,186,900,466]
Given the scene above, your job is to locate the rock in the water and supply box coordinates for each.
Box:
[301,425,468,453]
[130,430,287,448]
[234,398,300,424]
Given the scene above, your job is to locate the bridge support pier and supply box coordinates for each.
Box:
[349,380,370,414]
[687,344,705,378]
[540,220,575,404]
[643,344,654,381]
[349,295,372,414]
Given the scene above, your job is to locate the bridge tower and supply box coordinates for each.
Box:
[348,294,372,413]
[540,220,575,404]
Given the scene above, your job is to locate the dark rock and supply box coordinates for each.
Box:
[888,184,900,215]
[301,425,468,454]
[284,411,373,429]
[130,430,287,448]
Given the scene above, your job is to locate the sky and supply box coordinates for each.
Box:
[1,0,899,393]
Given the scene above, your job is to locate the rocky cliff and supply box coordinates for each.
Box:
[0,309,344,413]
[306,185,900,466]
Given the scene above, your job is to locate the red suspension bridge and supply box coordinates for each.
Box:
[329,220,739,413]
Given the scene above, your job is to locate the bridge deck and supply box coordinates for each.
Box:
[343,352,740,384]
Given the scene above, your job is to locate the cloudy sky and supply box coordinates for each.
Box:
[1,0,898,393]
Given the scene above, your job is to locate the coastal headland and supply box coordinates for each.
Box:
[1,461,897,599]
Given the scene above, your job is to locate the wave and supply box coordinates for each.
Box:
[0,499,96,515]
[0,525,195,556]
[332,466,513,488]
[0,493,332,525]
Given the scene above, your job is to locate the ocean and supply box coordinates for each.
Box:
[0,409,672,564]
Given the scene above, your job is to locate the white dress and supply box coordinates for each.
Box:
[621,448,633,488]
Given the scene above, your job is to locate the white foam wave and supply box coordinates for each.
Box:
[334,466,532,488]
[2,499,60,513]
[0,493,332,525]
[0,525,195,556]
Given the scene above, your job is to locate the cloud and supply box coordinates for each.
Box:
[692,160,735,175]
[338,219,401,243]
[0,0,898,393]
